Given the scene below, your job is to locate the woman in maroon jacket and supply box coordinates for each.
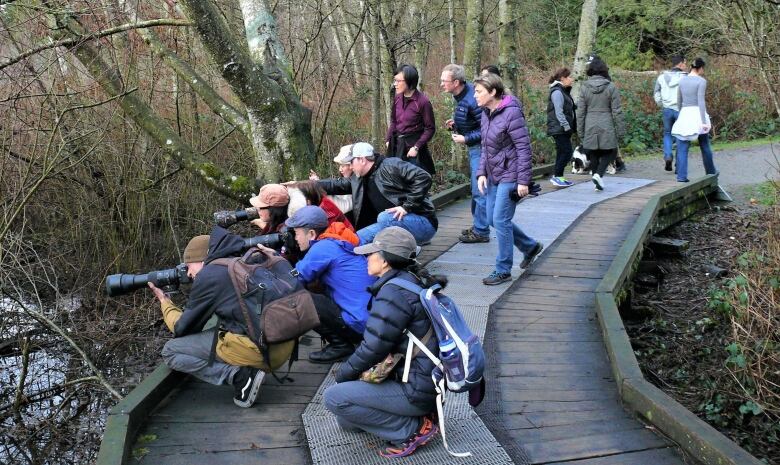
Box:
[386,64,436,175]
[475,73,543,285]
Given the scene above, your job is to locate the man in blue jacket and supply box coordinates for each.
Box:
[441,63,488,243]
[284,206,376,363]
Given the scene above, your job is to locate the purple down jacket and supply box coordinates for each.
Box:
[476,95,533,186]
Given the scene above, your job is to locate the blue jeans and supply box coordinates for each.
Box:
[324,379,429,443]
[675,133,717,182]
[662,108,680,161]
[468,145,489,237]
[357,211,436,245]
[485,182,539,274]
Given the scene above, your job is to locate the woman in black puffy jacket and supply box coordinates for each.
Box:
[324,226,443,458]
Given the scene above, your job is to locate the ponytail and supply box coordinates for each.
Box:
[381,252,448,290]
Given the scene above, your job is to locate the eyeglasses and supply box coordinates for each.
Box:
[440,79,455,83]
[393,79,405,83]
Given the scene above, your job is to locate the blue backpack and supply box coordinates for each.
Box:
[389,278,486,457]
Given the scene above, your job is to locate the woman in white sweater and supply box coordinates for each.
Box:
[671,57,717,182]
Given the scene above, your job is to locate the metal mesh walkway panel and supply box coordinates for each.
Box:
[302,177,654,464]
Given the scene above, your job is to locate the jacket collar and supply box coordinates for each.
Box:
[454,82,471,102]
[368,268,402,295]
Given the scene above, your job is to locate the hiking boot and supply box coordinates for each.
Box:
[233,367,264,408]
[379,416,439,458]
[309,342,354,364]
[520,242,544,269]
[592,173,604,191]
[459,229,489,243]
[483,270,511,285]
[664,159,672,171]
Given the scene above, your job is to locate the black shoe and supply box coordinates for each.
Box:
[309,343,354,364]
[233,367,264,408]
[483,271,511,285]
[615,162,626,173]
[664,160,672,171]
[459,229,490,243]
[520,242,544,268]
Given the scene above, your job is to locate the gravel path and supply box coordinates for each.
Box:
[565,141,780,202]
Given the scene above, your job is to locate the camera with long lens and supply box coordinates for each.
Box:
[213,207,260,228]
[105,263,190,297]
[243,227,299,256]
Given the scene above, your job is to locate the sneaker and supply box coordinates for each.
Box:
[592,173,604,191]
[664,159,672,172]
[549,176,573,188]
[615,161,626,173]
[606,164,616,175]
[520,242,544,268]
[459,229,490,243]
[379,416,439,458]
[233,367,264,408]
[483,270,511,285]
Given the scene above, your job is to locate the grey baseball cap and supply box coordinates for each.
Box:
[335,142,374,164]
[353,226,421,259]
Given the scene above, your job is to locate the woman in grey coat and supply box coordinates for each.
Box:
[576,57,626,191]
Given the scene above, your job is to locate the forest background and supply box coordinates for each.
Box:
[1,0,779,463]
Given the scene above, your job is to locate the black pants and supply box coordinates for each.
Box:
[310,293,362,344]
[587,148,617,177]
[552,133,574,177]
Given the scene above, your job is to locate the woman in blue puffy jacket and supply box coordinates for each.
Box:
[324,227,443,458]
[475,73,543,286]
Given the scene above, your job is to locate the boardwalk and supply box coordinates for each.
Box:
[131,177,692,465]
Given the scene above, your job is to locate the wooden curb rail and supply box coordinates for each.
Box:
[95,162,555,465]
[593,174,763,465]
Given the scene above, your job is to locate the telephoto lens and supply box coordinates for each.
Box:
[105,263,190,297]
[213,207,260,228]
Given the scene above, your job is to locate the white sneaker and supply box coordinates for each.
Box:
[592,173,604,191]
[607,164,616,175]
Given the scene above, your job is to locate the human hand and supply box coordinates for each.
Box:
[255,243,276,255]
[147,282,169,303]
[385,206,407,220]
[478,176,487,194]
[445,119,454,129]
[309,169,320,181]
[517,184,529,198]
[407,146,418,158]
[385,141,390,149]
[251,218,268,229]
[452,134,466,145]
[701,124,711,133]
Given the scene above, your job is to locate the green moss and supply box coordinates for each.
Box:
[196,162,222,180]
[229,176,253,195]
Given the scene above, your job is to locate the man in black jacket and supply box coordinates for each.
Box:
[147,228,295,408]
[317,142,438,245]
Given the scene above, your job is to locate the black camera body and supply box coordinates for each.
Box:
[244,228,298,255]
[213,207,260,228]
[105,263,190,297]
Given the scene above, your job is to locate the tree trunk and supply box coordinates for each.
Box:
[448,0,456,63]
[370,0,383,147]
[463,0,484,77]
[572,0,598,97]
[498,0,521,95]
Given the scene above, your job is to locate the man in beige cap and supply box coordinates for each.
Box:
[148,229,294,408]
[318,142,439,245]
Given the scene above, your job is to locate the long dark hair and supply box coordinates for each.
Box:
[265,205,288,232]
[586,57,611,81]
[290,180,325,206]
[691,57,706,70]
[381,251,448,290]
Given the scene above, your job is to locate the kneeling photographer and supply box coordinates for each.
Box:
[282,206,376,363]
[147,229,295,408]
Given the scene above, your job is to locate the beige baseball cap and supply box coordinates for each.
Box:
[353,227,420,259]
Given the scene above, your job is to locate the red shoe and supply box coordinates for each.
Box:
[378,416,439,458]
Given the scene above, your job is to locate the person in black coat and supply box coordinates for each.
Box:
[324,227,443,458]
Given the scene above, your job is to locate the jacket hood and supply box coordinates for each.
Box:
[488,94,520,117]
[583,76,611,94]
[318,221,359,246]
[204,226,247,263]
[549,80,563,88]
[663,69,686,88]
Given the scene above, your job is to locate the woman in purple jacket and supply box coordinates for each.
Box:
[475,73,544,285]
[386,64,436,175]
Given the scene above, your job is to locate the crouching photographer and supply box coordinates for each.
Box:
[147,228,297,408]
[281,206,376,363]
